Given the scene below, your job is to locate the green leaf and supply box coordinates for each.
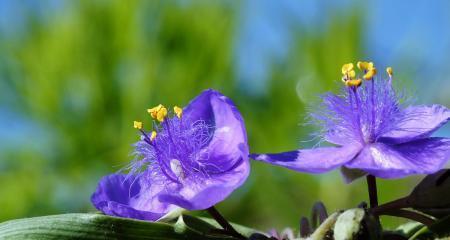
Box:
[198,217,263,238]
[408,214,450,240]
[395,222,423,237]
[0,213,257,240]
[409,169,450,218]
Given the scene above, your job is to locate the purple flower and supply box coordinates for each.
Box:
[92,89,249,220]
[251,62,450,182]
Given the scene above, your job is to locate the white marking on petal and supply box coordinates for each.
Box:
[370,146,393,168]
[170,159,185,180]
[256,154,268,161]
[216,126,230,133]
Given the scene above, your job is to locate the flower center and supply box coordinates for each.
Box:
[340,62,396,144]
[133,104,214,183]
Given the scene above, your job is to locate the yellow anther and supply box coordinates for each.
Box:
[173,106,183,119]
[148,104,168,122]
[363,68,377,80]
[133,121,143,130]
[341,63,354,75]
[156,106,168,122]
[357,61,374,71]
[150,131,157,141]
[345,79,362,87]
[147,104,163,119]
[386,67,393,76]
[348,70,356,79]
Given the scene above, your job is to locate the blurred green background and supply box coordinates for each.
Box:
[1,0,449,232]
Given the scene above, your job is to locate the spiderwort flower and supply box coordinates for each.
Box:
[251,62,450,182]
[91,89,250,220]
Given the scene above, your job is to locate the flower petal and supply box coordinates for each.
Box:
[183,89,218,125]
[379,105,450,144]
[340,166,367,183]
[250,144,362,174]
[91,174,174,221]
[158,157,250,210]
[185,89,249,173]
[344,138,450,178]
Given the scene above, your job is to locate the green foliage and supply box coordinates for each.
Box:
[0,213,258,240]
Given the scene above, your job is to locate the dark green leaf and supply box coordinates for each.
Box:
[394,222,423,237]
[0,213,256,240]
[408,214,450,240]
[427,214,450,237]
[181,215,219,234]
[198,217,263,238]
[409,169,450,218]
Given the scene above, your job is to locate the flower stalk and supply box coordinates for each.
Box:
[366,175,378,208]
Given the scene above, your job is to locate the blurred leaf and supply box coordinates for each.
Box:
[0,213,259,240]
[427,215,450,238]
[394,222,423,238]
[408,214,450,240]
[409,169,450,218]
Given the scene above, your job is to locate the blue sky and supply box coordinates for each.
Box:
[234,0,450,100]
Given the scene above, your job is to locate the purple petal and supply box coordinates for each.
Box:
[91,174,175,221]
[183,89,218,125]
[340,166,367,183]
[185,89,249,173]
[250,144,362,174]
[379,105,450,144]
[158,157,250,210]
[344,138,450,178]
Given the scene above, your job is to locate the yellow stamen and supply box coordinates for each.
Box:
[173,106,183,119]
[357,61,374,71]
[363,68,377,80]
[341,63,354,75]
[148,104,168,122]
[150,131,157,141]
[156,106,168,122]
[345,79,362,87]
[386,67,393,76]
[147,104,163,119]
[348,69,356,79]
[133,121,143,130]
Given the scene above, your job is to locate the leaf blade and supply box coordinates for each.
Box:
[0,213,238,240]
